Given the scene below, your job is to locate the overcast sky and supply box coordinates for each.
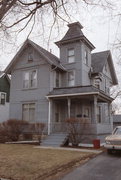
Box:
[0,1,121,73]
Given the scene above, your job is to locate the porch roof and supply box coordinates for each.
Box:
[47,85,113,102]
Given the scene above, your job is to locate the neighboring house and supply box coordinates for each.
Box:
[5,22,118,144]
[113,114,121,128]
[0,71,10,122]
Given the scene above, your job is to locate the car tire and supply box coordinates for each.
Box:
[107,149,112,154]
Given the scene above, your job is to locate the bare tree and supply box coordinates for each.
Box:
[0,0,115,34]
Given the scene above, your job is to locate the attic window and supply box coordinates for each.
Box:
[28,52,33,62]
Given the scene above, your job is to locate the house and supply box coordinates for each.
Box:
[113,114,121,128]
[5,22,118,145]
[0,71,10,122]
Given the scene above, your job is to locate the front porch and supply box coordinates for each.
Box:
[47,86,113,143]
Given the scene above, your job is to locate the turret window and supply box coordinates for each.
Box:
[84,50,88,65]
[68,49,75,63]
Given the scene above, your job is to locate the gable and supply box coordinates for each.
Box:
[5,39,66,74]
[12,44,47,70]
[102,61,112,80]
[91,51,118,85]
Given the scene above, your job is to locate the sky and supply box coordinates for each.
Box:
[0,1,121,75]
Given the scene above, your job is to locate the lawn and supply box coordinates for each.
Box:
[0,144,94,180]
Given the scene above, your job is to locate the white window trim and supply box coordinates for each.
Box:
[0,92,6,105]
[22,103,36,123]
[68,48,75,63]
[23,69,37,89]
[68,70,75,87]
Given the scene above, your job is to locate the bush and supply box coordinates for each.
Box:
[0,119,29,142]
[66,118,89,146]
[28,122,46,143]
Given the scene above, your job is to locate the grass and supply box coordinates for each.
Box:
[0,144,94,180]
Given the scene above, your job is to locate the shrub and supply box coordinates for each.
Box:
[28,122,46,143]
[0,119,29,142]
[66,118,89,146]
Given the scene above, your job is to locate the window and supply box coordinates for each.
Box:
[28,52,33,62]
[0,92,6,105]
[68,71,75,86]
[23,70,37,89]
[22,103,35,123]
[94,78,100,89]
[84,50,88,65]
[55,71,60,88]
[68,49,75,63]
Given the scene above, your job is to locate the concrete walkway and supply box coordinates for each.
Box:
[35,146,102,154]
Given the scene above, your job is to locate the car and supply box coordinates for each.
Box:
[105,126,121,154]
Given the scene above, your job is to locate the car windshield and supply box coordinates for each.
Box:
[114,128,121,135]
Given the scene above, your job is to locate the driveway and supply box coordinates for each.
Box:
[58,152,121,180]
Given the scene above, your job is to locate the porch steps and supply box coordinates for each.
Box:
[41,133,68,147]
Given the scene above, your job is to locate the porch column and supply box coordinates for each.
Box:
[94,95,97,123]
[67,98,71,118]
[48,98,52,135]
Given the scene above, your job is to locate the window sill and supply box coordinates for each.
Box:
[22,87,38,91]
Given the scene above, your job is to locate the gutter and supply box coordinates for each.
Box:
[46,92,99,98]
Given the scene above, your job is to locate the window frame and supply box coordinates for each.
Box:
[84,49,88,65]
[22,103,36,123]
[68,48,75,63]
[0,92,6,105]
[68,70,75,87]
[94,77,100,89]
[55,71,61,88]
[23,69,37,89]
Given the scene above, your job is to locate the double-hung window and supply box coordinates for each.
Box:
[68,49,75,63]
[68,71,75,86]
[23,70,37,89]
[22,103,35,123]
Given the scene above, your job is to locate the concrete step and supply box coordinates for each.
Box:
[41,133,68,147]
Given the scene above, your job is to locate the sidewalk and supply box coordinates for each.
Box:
[35,146,103,154]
